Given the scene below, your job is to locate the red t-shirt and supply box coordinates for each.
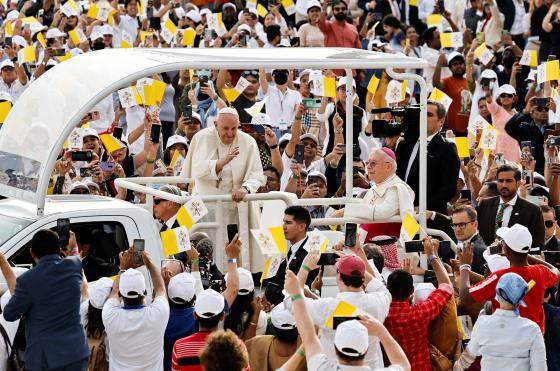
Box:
[171,331,211,371]
[469,265,557,333]
[442,76,471,134]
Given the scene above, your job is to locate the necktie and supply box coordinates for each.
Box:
[160,224,168,232]
[495,203,507,230]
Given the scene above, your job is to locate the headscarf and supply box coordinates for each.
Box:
[371,235,400,269]
[495,272,529,315]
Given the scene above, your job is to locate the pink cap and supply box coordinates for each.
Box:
[336,254,365,277]
[380,147,396,162]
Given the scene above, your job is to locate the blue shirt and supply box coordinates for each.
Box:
[163,307,196,371]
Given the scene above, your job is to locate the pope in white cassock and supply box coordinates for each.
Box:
[181,107,265,269]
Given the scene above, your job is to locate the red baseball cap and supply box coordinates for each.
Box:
[336,255,365,277]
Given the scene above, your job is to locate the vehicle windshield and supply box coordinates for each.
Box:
[0,214,32,246]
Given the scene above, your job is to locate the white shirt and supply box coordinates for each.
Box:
[307,353,405,371]
[467,310,546,371]
[301,279,391,368]
[405,133,437,182]
[279,151,327,191]
[0,78,26,102]
[125,105,146,154]
[0,292,19,371]
[102,296,170,371]
[499,194,517,228]
[264,85,302,128]
[510,0,526,36]
[117,14,140,46]
[288,235,308,264]
[421,46,451,91]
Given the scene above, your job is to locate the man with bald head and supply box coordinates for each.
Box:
[181,107,265,268]
[343,148,415,240]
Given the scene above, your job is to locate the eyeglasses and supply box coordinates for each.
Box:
[451,220,475,229]
[545,220,555,228]
[500,93,514,98]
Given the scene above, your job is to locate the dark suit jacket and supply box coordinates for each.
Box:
[544,236,560,268]
[4,254,88,370]
[469,233,488,275]
[476,196,545,250]
[497,0,515,31]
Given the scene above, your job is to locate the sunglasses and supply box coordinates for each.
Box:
[545,220,555,228]
[154,199,164,205]
[500,93,514,98]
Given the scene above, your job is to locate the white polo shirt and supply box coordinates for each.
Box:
[0,78,26,102]
[264,85,302,128]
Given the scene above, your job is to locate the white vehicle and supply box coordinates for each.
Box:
[0,47,430,292]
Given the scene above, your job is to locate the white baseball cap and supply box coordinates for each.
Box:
[483,249,510,272]
[174,7,186,19]
[271,303,296,330]
[12,35,27,48]
[225,267,254,295]
[496,223,533,253]
[100,25,114,36]
[200,8,212,17]
[498,84,516,96]
[307,0,321,11]
[336,78,356,89]
[186,9,201,23]
[119,268,146,298]
[69,181,90,194]
[190,111,202,124]
[194,289,225,318]
[82,127,100,139]
[46,28,66,39]
[0,60,15,70]
[89,277,114,309]
[166,134,188,150]
[84,179,100,192]
[413,282,436,304]
[447,51,465,64]
[90,31,103,41]
[6,10,20,22]
[0,92,12,103]
[279,133,292,145]
[334,320,369,357]
[168,272,196,303]
[308,170,327,184]
[238,24,252,34]
[223,3,236,11]
[300,133,318,144]
[30,22,47,36]
[251,113,271,126]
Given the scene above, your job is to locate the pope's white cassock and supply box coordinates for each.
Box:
[181,126,265,270]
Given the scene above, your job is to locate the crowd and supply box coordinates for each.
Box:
[1,0,560,369]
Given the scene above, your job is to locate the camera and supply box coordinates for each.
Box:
[370,105,421,138]
[548,136,560,147]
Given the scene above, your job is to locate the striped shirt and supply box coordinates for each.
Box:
[171,331,211,371]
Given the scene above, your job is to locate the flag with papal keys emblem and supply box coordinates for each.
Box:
[400,211,420,242]
[307,229,329,253]
[261,254,284,282]
[160,226,191,256]
[118,86,142,108]
[244,97,267,118]
[519,49,538,68]
[68,129,83,150]
[537,60,560,84]
[170,151,184,176]
[251,227,287,256]
[474,43,494,66]
[120,30,133,48]
[161,18,177,44]
[61,0,80,17]
[440,32,463,48]
[478,124,499,150]
[429,87,453,111]
[386,80,407,104]
[208,13,227,37]
[176,197,209,230]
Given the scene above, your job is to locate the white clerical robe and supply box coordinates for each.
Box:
[181,127,265,269]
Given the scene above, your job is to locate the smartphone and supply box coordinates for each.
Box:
[54,48,66,57]
[290,36,300,47]
[204,28,213,41]
[524,169,533,187]
[333,316,360,330]
[460,189,471,201]
[294,144,305,163]
[439,240,451,259]
[57,218,70,247]
[548,55,557,61]
[264,282,284,305]
[173,2,180,7]
[345,223,357,247]
[302,98,322,109]
[147,6,154,18]
[183,105,193,120]
[72,151,93,162]
[132,238,145,266]
[437,0,445,12]
[113,127,123,140]
[239,34,247,47]
[79,167,94,177]
[150,123,161,143]
[494,153,505,166]
[307,175,319,185]
[462,157,471,166]
[548,136,560,147]
[4,37,11,47]
[317,252,338,266]
[520,141,533,161]
[99,162,115,172]
[404,240,424,253]
[488,243,502,255]
[199,75,209,87]
[227,224,238,243]
[87,111,100,121]
[534,97,550,107]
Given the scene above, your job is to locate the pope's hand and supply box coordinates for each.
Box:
[231,188,247,202]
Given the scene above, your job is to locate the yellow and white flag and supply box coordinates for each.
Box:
[519,49,538,68]
[161,18,178,44]
[281,0,296,15]
[427,14,442,31]
[400,211,420,242]
[181,28,196,47]
[68,29,87,45]
[244,97,267,118]
[307,229,329,253]
[160,226,191,256]
[325,300,358,328]
[367,75,380,95]
[474,43,494,66]
[257,3,268,17]
[386,79,407,104]
[120,30,134,48]
[478,124,499,150]
[440,32,463,48]
[100,134,125,153]
[261,254,284,282]
[429,87,453,111]
[61,0,80,17]
[208,13,227,37]
[537,60,560,84]
[251,226,287,256]
[176,197,209,230]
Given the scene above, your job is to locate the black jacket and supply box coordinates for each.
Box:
[477,195,545,250]
[505,112,554,175]
[544,236,560,268]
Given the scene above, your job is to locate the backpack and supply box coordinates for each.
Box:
[88,333,109,371]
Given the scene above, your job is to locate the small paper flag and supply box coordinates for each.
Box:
[429,87,453,111]
[323,76,336,98]
[478,125,499,150]
[474,43,494,66]
[454,137,470,158]
[537,60,560,85]
[269,226,287,255]
[61,0,79,17]
[440,32,463,48]
[244,97,267,117]
[400,211,420,241]
[367,75,380,94]
[409,0,417,6]
[100,134,125,153]
[235,77,251,94]
[22,45,36,63]
[520,49,538,68]
[152,80,167,103]
[257,3,268,17]
[261,254,284,282]
[4,21,13,37]
[68,29,87,45]
[120,30,133,48]
[177,197,209,230]
[247,0,257,8]
[251,226,287,256]
[0,101,11,123]
[161,18,177,44]
[143,84,157,106]
[182,28,196,47]
[223,88,241,103]
[36,32,46,48]
[427,14,442,30]
[307,229,329,253]
[281,0,296,15]
[325,301,358,328]
[160,226,191,256]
